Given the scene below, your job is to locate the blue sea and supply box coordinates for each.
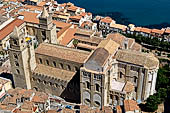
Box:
[57,0,170,26]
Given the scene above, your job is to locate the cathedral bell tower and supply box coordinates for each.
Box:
[37,6,57,44]
[9,26,36,89]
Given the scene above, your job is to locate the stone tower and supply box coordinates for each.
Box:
[37,6,57,44]
[9,26,36,89]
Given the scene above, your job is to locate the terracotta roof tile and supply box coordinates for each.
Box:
[110,23,127,31]
[31,91,48,103]
[0,104,17,111]
[69,15,82,21]
[107,33,126,48]
[33,64,76,81]
[0,19,24,40]
[165,28,170,34]
[115,49,159,69]
[20,101,34,110]
[131,42,142,52]
[53,20,71,29]
[102,106,113,113]
[151,29,164,34]
[116,105,122,113]
[18,11,39,24]
[134,27,142,32]
[67,6,79,12]
[100,17,113,23]
[35,43,90,63]
[124,100,140,112]
[98,39,120,55]
[140,27,152,34]
[37,1,46,7]
[60,28,77,46]
[23,5,43,11]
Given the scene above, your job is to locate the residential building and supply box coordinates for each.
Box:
[99,17,116,36]
[0,77,12,102]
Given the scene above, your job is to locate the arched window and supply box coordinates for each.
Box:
[55,84,58,88]
[86,81,90,89]
[46,60,49,65]
[39,58,42,64]
[67,65,71,71]
[95,84,100,92]
[32,77,35,81]
[15,61,19,67]
[59,63,63,69]
[37,79,41,83]
[13,54,18,59]
[53,61,56,67]
[94,101,100,107]
[43,81,46,85]
[84,99,91,105]
[16,69,20,74]
[13,39,18,45]
[33,87,38,91]
[74,66,78,71]
[134,76,137,83]
[120,72,123,79]
[49,82,52,86]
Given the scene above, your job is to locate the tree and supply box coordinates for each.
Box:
[73,39,79,48]
[156,67,169,90]
[145,95,158,112]
[157,88,167,102]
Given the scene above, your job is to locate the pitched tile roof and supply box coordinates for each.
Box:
[20,101,34,110]
[33,64,76,81]
[135,27,151,33]
[107,33,141,51]
[102,106,113,113]
[124,100,140,112]
[60,28,77,46]
[23,5,43,12]
[98,39,120,55]
[74,36,102,45]
[0,19,24,40]
[35,43,90,63]
[110,23,127,31]
[165,28,170,34]
[18,11,39,24]
[115,49,159,69]
[69,15,82,21]
[134,27,142,32]
[151,29,164,34]
[31,91,48,103]
[0,104,17,111]
[67,6,79,12]
[100,17,113,23]
[140,27,152,34]
[85,48,109,67]
[106,33,126,48]
[53,20,71,29]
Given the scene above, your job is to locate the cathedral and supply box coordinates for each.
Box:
[8,7,159,108]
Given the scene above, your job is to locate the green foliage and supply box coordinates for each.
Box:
[157,88,167,102]
[156,68,169,90]
[145,95,158,112]
[141,65,170,112]
[123,33,170,51]
[73,39,79,48]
